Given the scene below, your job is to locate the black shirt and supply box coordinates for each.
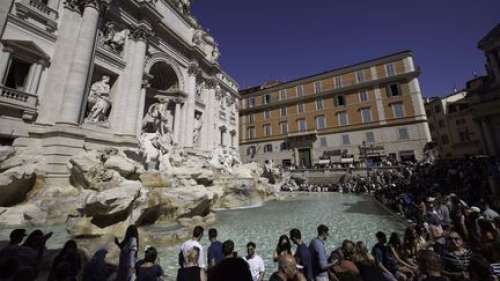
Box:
[136,260,164,281]
[268,272,285,281]
[177,266,201,281]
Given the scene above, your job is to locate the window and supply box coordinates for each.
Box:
[385,63,395,77]
[263,124,272,136]
[320,137,328,147]
[264,110,270,120]
[434,105,441,113]
[280,142,289,151]
[280,122,288,134]
[337,111,348,126]
[247,127,256,139]
[448,105,457,113]
[4,57,31,91]
[263,94,271,105]
[296,85,303,97]
[356,70,365,83]
[315,116,326,129]
[280,106,287,117]
[279,89,287,100]
[366,132,375,143]
[334,95,346,106]
[441,135,449,144]
[249,113,255,123]
[314,81,322,93]
[297,103,304,113]
[438,119,445,128]
[391,103,404,118]
[360,108,372,123]
[341,134,350,145]
[398,128,409,140]
[315,98,324,111]
[334,76,342,88]
[264,144,273,153]
[359,90,369,102]
[387,83,401,97]
[248,97,256,108]
[297,119,307,132]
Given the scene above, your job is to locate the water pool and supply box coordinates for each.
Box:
[0,193,406,280]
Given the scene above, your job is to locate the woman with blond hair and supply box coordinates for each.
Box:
[176,247,206,281]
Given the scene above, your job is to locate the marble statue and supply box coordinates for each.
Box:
[195,80,205,100]
[142,96,174,139]
[211,45,220,62]
[193,111,203,146]
[85,75,112,125]
[102,22,127,53]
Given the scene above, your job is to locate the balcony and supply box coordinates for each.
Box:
[0,86,38,121]
[15,0,58,33]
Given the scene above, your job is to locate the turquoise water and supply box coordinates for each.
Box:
[0,193,406,280]
[157,193,406,279]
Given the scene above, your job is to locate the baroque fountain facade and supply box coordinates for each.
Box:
[0,0,277,243]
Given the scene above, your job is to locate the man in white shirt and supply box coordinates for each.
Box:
[244,241,265,281]
[180,225,206,269]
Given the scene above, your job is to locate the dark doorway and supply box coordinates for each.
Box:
[298,148,312,168]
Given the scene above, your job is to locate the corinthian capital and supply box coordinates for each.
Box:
[188,62,201,76]
[130,26,153,42]
[64,0,104,12]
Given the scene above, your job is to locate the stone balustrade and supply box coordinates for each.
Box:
[0,85,38,120]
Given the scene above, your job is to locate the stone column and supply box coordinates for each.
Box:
[26,60,45,94]
[0,46,13,83]
[173,100,182,143]
[36,0,83,124]
[57,0,101,125]
[119,27,149,136]
[183,63,199,148]
[202,79,216,150]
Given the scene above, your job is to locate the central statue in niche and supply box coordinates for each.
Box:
[140,95,182,171]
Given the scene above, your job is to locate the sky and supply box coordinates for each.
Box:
[192,0,500,97]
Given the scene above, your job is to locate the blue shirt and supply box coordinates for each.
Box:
[207,240,224,265]
[309,237,328,278]
[295,243,313,281]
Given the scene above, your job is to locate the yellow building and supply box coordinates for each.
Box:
[239,51,431,167]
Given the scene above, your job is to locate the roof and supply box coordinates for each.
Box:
[240,50,413,94]
[478,23,500,49]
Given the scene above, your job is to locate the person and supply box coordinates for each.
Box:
[329,240,361,281]
[15,229,52,276]
[47,240,82,281]
[244,242,265,281]
[273,235,292,263]
[290,228,313,281]
[136,247,164,281]
[82,249,111,281]
[441,232,471,281]
[115,225,139,281]
[0,229,26,264]
[352,242,386,281]
[177,247,206,281]
[207,240,252,281]
[207,228,223,268]
[387,233,416,280]
[180,226,205,270]
[482,201,500,221]
[418,251,449,281]
[0,258,19,281]
[371,231,398,281]
[309,225,337,281]
[269,255,306,281]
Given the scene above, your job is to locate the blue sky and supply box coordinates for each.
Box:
[192,0,500,97]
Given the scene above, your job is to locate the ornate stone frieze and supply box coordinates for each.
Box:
[130,26,152,42]
[187,62,201,77]
[99,22,128,55]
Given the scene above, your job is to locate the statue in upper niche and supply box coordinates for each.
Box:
[102,22,127,53]
[85,75,112,125]
[176,0,191,15]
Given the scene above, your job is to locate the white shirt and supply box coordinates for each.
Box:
[244,254,265,281]
[180,239,206,269]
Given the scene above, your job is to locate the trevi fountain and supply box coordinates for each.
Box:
[0,0,405,276]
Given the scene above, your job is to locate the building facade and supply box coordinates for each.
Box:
[0,0,239,184]
[464,23,500,159]
[425,91,483,158]
[239,51,431,167]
